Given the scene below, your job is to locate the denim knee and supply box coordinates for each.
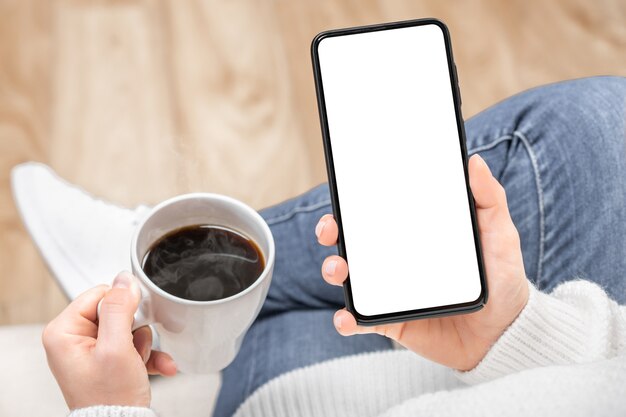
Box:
[519,76,626,149]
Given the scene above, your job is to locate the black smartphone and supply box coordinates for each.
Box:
[311,18,487,326]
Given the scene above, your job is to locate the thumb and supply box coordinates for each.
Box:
[96,271,141,350]
[468,154,512,231]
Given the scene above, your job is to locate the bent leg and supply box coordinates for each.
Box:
[255,76,626,315]
[465,76,626,301]
[215,76,626,416]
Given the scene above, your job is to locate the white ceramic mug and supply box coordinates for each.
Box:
[128,193,275,374]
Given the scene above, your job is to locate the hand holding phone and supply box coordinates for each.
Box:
[317,154,529,371]
[312,18,529,369]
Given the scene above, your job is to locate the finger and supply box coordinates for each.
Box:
[468,154,501,209]
[333,309,360,336]
[42,285,109,349]
[468,154,513,229]
[332,309,405,341]
[49,285,109,334]
[321,255,349,286]
[316,214,339,246]
[96,271,142,350]
[146,351,177,376]
[132,326,153,363]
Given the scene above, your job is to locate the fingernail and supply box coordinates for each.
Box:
[138,335,150,363]
[315,219,327,238]
[324,260,337,276]
[334,314,343,330]
[113,272,131,289]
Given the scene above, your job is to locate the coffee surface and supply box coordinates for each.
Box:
[143,225,264,301]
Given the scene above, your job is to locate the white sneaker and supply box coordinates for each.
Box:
[11,162,152,300]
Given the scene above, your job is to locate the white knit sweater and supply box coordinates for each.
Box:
[69,280,626,417]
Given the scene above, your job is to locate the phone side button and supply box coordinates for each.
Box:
[453,64,462,106]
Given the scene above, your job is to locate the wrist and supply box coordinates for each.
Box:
[62,367,151,411]
[458,276,530,372]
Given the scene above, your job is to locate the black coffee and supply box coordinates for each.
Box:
[142,225,264,301]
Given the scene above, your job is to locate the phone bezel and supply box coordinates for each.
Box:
[311,18,488,326]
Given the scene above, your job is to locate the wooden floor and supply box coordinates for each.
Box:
[1,0,625,325]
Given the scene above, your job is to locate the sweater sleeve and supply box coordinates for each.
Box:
[457,279,626,385]
[378,354,626,417]
[68,406,157,417]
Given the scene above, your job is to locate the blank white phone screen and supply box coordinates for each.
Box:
[317,23,482,317]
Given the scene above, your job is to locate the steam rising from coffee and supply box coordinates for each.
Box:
[143,225,265,301]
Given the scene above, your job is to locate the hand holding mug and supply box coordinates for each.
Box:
[43,192,275,410]
[42,272,175,410]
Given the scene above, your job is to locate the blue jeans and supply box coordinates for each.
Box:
[213,77,626,416]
